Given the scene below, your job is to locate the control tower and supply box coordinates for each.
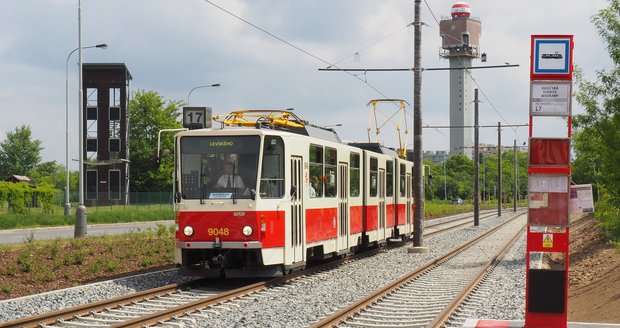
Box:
[439,2,481,159]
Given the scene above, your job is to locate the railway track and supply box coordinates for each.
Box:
[0,211,512,328]
[311,212,526,328]
[424,210,503,237]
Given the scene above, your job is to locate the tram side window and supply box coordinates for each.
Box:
[400,164,406,197]
[386,160,394,197]
[309,145,323,197]
[325,147,337,197]
[260,136,284,198]
[350,153,360,197]
[370,157,378,197]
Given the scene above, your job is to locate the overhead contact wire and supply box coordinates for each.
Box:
[201,0,392,100]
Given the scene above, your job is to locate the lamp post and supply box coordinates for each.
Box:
[75,0,87,238]
[187,83,221,105]
[64,43,107,217]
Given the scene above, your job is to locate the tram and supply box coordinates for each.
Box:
[168,109,414,277]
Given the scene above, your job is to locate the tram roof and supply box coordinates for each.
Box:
[347,143,401,157]
[209,109,343,143]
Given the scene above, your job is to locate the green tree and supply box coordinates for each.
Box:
[447,154,474,200]
[0,125,43,179]
[28,161,65,189]
[129,90,182,191]
[573,0,620,241]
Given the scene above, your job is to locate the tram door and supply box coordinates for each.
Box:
[406,172,412,234]
[378,168,386,241]
[290,156,304,264]
[338,162,349,251]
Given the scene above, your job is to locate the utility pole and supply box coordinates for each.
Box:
[409,0,428,253]
[443,159,447,200]
[473,89,480,226]
[513,139,518,212]
[497,122,502,217]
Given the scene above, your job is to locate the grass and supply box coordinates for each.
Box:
[424,199,526,218]
[0,204,174,230]
[0,282,12,294]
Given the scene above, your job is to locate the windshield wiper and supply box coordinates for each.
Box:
[232,162,238,204]
[200,161,205,204]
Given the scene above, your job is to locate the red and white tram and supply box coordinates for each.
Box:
[172,110,414,277]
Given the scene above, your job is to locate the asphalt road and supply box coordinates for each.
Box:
[0,220,175,244]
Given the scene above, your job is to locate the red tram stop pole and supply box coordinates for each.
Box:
[524,34,574,328]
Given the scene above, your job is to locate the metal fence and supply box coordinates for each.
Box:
[54,191,174,210]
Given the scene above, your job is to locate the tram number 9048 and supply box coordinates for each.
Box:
[208,228,230,236]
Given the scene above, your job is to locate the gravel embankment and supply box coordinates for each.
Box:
[468,234,526,321]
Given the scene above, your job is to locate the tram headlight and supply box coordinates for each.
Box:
[242,225,253,236]
[183,225,194,237]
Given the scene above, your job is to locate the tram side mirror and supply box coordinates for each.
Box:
[290,185,297,198]
[175,191,182,203]
[151,149,162,169]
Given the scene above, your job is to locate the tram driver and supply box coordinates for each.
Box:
[216,162,245,189]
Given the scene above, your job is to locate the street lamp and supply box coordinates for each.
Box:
[187,83,221,105]
[64,43,107,216]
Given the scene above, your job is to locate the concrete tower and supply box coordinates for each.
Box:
[439,2,481,159]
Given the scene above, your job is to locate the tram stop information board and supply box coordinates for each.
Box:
[525,35,573,328]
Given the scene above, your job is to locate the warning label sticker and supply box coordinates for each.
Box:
[542,233,554,248]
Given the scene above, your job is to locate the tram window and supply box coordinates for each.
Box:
[309,145,323,197]
[386,160,394,197]
[400,164,406,197]
[325,147,337,197]
[370,157,378,197]
[260,136,284,198]
[350,153,360,197]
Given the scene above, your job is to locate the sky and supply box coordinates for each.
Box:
[0,0,613,169]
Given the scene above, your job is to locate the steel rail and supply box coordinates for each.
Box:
[425,212,498,237]
[0,277,209,328]
[311,211,526,328]
[109,246,393,328]
[427,224,526,327]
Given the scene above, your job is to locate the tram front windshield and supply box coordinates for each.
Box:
[180,136,259,200]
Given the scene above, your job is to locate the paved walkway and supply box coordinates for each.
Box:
[0,220,175,244]
[463,319,620,327]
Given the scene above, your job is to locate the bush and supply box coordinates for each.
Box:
[595,198,620,243]
[0,283,12,294]
[0,181,57,214]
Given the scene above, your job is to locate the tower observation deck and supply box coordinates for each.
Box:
[439,1,481,159]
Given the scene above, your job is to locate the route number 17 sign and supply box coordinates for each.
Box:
[530,81,571,116]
